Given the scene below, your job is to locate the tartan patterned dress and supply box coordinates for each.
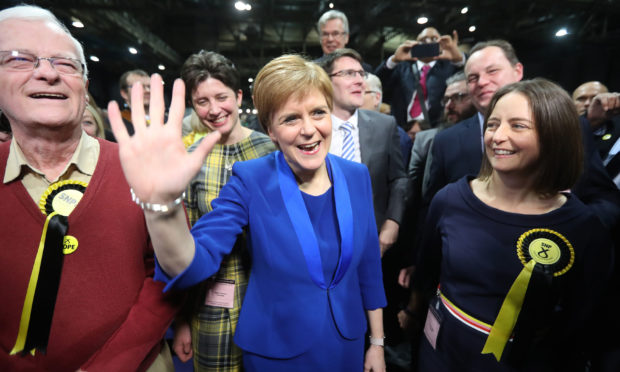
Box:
[184,131,275,372]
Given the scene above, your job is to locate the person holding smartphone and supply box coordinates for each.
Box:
[375,27,465,128]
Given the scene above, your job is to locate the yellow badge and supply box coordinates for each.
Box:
[602,134,612,141]
[63,236,79,255]
[39,180,88,217]
[517,228,574,276]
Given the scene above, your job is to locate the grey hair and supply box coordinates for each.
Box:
[445,71,466,86]
[364,73,383,95]
[317,10,349,34]
[0,5,88,78]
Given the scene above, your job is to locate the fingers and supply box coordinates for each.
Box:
[167,79,187,133]
[397,268,410,288]
[149,74,165,126]
[107,101,130,144]
[452,29,459,44]
[130,82,147,135]
[188,130,221,172]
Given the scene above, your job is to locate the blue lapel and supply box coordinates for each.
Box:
[275,152,354,289]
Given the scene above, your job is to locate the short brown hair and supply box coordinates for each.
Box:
[317,48,362,75]
[478,78,583,195]
[253,55,333,132]
[469,39,520,66]
[119,69,148,91]
[180,51,240,106]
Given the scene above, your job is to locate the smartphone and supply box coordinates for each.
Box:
[410,43,440,58]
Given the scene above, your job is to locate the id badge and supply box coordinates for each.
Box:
[423,297,443,350]
[204,278,235,308]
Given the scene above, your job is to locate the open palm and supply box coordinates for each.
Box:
[108,74,221,205]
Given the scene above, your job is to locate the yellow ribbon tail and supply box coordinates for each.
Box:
[10,212,58,356]
[482,260,536,361]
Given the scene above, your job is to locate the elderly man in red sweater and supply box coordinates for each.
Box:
[0,5,181,372]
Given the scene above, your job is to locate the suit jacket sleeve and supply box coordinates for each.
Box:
[374,59,400,106]
[573,117,620,229]
[81,239,184,372]
[385,116,409,224]
[423,131,447,205]
[155,165,250,291]
[357,166,388,310]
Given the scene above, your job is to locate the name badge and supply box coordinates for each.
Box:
[423,300,443,350]
[204,278,235,309]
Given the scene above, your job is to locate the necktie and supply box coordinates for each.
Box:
[340,122,355,161]
[409,64,432,119]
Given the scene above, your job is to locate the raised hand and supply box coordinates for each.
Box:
[436,30,463,63]
[392,40,420,63]
[588,92,620,127]
[108,74,221,205]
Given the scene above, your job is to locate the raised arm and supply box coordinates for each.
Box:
[107,74,221,276]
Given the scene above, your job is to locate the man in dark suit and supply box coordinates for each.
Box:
[319,48,407,256]
[375,27,464,127]
[424,39,620,228]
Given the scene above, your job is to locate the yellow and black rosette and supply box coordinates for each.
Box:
[11,180,87,356]
[481,228,574,362]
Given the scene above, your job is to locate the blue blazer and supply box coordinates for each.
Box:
[156,152,386,358]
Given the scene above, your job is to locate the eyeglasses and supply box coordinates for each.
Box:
[329,69,368,79]
[417,36,440,44]
[0,50,84,76]
[441,92,469,106]
[321,31,347,39]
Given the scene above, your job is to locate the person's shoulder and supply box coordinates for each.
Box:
[234,151,275,172]
[416,128,439,142]
[359,109,396,126]
[435,115,478,141]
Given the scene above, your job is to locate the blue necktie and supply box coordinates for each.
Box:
[340,122,355,161]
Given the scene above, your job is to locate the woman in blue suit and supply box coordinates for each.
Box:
[107,55,387,371]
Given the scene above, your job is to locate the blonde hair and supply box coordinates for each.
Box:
[253,55,333,132]
[84,104,105,138]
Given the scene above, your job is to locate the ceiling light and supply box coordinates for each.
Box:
[235,1,246,11]
[555,28,568,37]
[71,17,84,28]
[329,3,334,8]
[417,17,428,25]
[252,109,258,114]
[238,108,243,114]
[461,7,468,14]
[245,4,252,11]
[158,64,165,71]
[89,55,99,62]
[248,77,254,83]
[128,47,138,54]
[469,25,476,32]
[246,108,251,114]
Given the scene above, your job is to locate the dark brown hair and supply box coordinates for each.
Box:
[317,48,363,75]
[478,78,583,195]
[469,39,520,66]
[180,51,240,106]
